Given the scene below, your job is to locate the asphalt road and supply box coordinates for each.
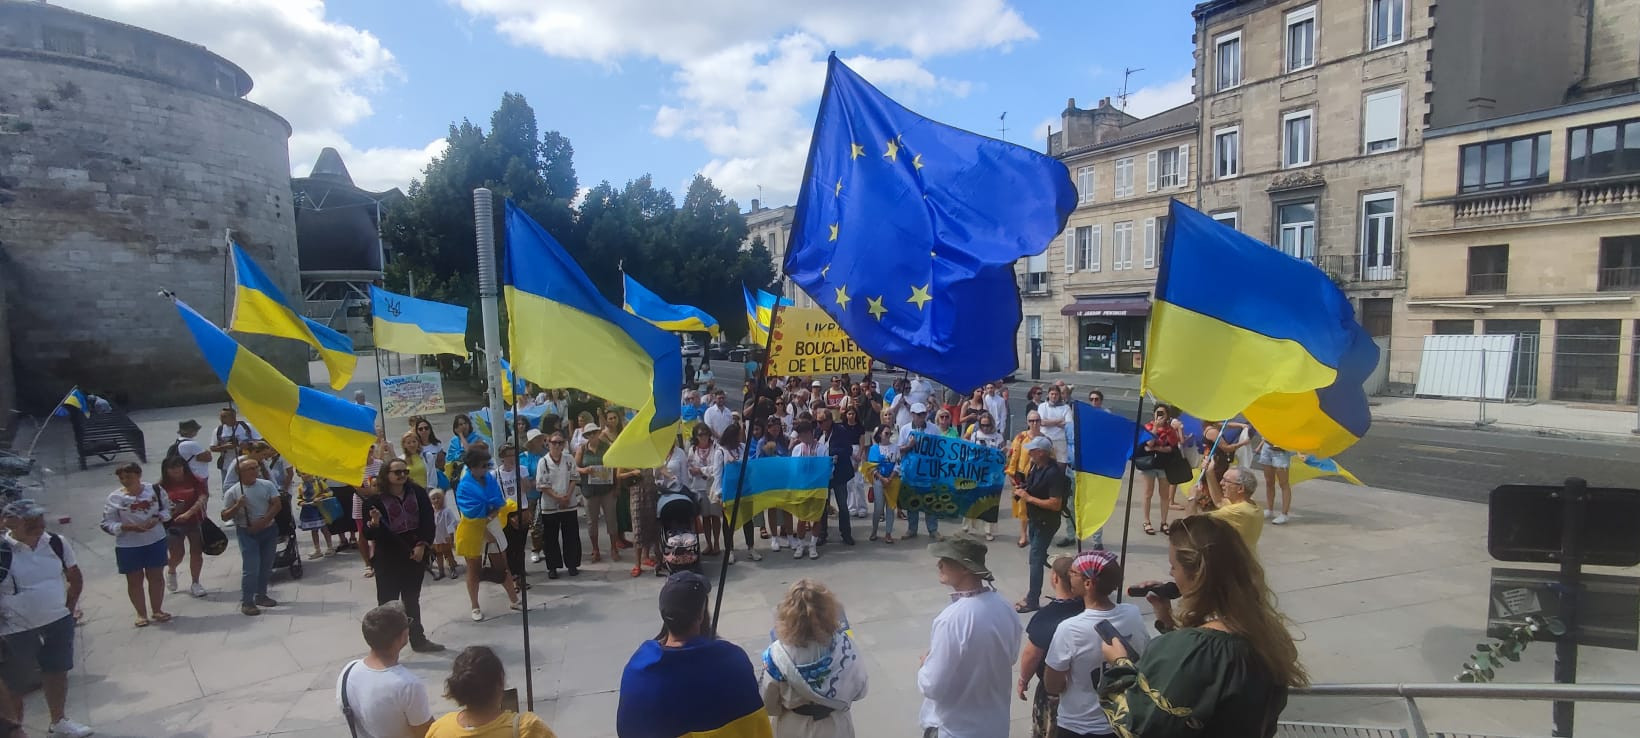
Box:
[707,361,1640,504]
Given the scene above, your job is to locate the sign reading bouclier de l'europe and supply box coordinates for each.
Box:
[767,307,873,376]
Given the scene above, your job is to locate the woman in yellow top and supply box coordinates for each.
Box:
[426,646,557,738]
[1005,410,1045,549]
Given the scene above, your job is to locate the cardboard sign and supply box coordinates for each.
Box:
[380,372,446,418]
[767,307,872,376]
[897,431,1007,520]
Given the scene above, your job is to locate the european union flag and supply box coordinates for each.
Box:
[785,54,1076,392]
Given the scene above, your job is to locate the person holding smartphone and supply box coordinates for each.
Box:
[1097,515,1306,737]
[1042,550,1147,738]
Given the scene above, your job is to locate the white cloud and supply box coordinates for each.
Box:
[456,0,1036,204]
[1122,74,1195,118]
[54,0,437,190]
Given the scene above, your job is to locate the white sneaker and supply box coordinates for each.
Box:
[470,608,483,622]
[792,542,805,559]
[1263,509,1274,521]
[164,569,178,593]
[726,550,736,565]
[189,582,206,598]
[770,536,782,552]
[530,553,542,563]
[807,541,820,560]
[49,717,93,737]
[1273,513,1290,525]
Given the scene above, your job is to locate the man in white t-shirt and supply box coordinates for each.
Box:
[1036,387,1072,462]
[337,604,434,738]
[702,391,735,439]
[0,501,93,737]
[173,419,213,483]
[211,407,260,478]
[1044,550,1151,738]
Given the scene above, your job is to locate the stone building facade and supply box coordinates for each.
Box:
[1192,0,1429,392]
[743,200,812,308]
[0,0,303,409]
[1020,98,1198,374]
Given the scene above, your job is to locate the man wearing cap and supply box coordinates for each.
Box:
[1014,436,1068,613]
[172,419,212,485]
[616,571,771,738]
[897,403,940,540]
[702,391,735,440]
[1044,550,1150,738]
[918,536,1020,738]
[1017,555,1086,738]
[0,501,94,737]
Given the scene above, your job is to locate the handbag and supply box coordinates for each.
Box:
[201,517,228,556]
[1131,451,1160,471]
[1162,451,1195,486]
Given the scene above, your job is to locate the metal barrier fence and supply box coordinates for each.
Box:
[1280,682,1640,738]
[1380,333,1639,408]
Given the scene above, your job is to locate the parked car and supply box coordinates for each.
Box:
[681,337,704,360]
[709,341,731,360]
[727,346,764,364]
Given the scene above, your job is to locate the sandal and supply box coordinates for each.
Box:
[364,567,374,578]
[1143,521,1156,535]
[134,617,150,628]
[630,564,643,577]
[590,550,603,563]
[1017,537,1028,548]
[760,528,770,539]
[151,611,173,623]
[1159,521,1171,535]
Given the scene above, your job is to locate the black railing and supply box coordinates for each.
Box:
[1596,266,1640,291]
[1467,272,1507,295]
[1022,272,1050,296]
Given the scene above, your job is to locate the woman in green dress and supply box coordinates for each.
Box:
[1098,514,1307,737]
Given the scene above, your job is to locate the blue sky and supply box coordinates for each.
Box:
[68,1,1200,207]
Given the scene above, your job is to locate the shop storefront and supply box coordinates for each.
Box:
[1060,294,1151,374]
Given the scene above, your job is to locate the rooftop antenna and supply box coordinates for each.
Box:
[1118,67,1146,111]
[998,111,1007,141]
[757,185,763,206]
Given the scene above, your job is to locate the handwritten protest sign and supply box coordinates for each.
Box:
[768,307,872,376]
[380,372,446,418]
[896,431,1007,520]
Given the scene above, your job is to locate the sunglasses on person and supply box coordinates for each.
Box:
[388,469,409,477]
[549,439,565,446]
[1027,418,1041,424]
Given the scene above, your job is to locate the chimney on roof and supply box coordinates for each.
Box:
[1067,97,1077,110]
[750,199,760,211]
[1099,97,1110,108]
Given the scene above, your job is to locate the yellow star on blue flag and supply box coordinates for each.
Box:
[784,54,1076,391]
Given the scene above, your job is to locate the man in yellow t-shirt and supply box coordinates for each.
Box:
[1205,467,1264,552]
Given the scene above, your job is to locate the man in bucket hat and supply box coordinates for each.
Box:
[917,536,1020,738]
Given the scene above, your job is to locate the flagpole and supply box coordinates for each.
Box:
[473,187,533,710]
[711,301,782,634]
[222,229,238,413]
[24,386,76,459]
[1114,396,1147,604]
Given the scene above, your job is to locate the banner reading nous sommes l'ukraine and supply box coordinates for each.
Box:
[894,432,1006,520]
[767,306,872,377]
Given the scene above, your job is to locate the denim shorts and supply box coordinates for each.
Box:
[0,614,76,689]
[115,538,169,574]
[1258,446,1293,469]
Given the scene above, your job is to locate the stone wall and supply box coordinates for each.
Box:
[0,50,303,410]
[0,276,13,442]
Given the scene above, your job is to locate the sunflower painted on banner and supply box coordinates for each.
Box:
[894,432,1007,520]
[1144,200,1377,457]
[720,456,832,522]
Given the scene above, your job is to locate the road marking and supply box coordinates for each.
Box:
[1403,443,1505,456]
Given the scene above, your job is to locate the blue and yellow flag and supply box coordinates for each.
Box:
[229,243,356,391]
[1071,401,1151,540]
[174,299,375,484]
[1145,200,1377,457]
[743,285,788,346]
[784,54,1076,392]
[624,274,719,338]
[497,357,525,408]
[502,202,682,469]
[721,456,832,522]
[369,286,468,357]
[54,387,88,417]
[616,637,772,738]
[1290,454,1365,486]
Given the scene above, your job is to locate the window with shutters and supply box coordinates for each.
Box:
[1363,89,1402,153]
[1213,127,1240,179]
[1114,158,1134,198]
[1215,31,1242,91]
[1075,226,1095,271]
[1283,110,1314,168]
[1113,221,1134,270]
[1143,218,1158,269]
[1285,6,1317,73]
[1077,166,1096,203]
[1087,225,1102,272]
[1155,147,1184,189]
[1025,252,1049,293]
[1064,231,1076,274]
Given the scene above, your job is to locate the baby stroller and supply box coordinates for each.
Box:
[271,492,304,579]
[657,479,701,576]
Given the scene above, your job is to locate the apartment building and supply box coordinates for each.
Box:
[742,200,813,308]
[1193,0,1428,391]
[1020,98,1198,374]
[1402,0,1640,404]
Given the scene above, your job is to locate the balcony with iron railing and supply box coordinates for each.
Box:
[1021,271,1052,298]
[1321,250,1403,285]
[1466,272,1508,295]
[1597,265,1640,291]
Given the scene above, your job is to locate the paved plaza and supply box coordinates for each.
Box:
[7,395,1639,738]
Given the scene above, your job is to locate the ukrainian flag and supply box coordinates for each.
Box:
[369,286,468,357]
[1071,401,1148,540]
[55,387,88,417]
[742,286,790,346]
[1290,454,1365,486]
[624,274,720,338]
[502,202,682,469]
[497,357,524,408]
[229,243,356,391]
[721,456,832,522]
[617,638,773,738]
[174,299,376,484]
[1145,200,1377,457]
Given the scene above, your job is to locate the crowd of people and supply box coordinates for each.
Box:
[0,364,1319,737]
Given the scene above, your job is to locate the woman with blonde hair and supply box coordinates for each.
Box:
[1099,514,1307,737]
[762,579,867,737]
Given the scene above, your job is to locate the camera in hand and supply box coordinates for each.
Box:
[1126,581,1181,600]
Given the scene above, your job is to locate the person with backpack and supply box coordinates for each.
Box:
[101,462,173,627]
[0,500,94,737]
[336,604,435,738]
[211,407,260,482]
[171,418,213,486]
